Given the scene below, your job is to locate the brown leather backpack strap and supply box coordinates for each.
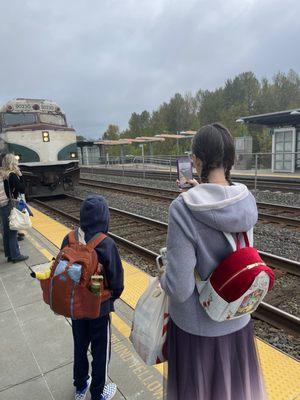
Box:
[86,233,107,251]
[68,230,77,245]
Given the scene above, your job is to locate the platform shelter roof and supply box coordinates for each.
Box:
[236,109,300,127]
[130,136,165,143]
[94,139,133,146]
[180,130,197,135]
[155,133,192,139]
[94,137,165,146]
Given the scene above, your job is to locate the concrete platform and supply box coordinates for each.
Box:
[1,208,300,400]
[0,231,164,400]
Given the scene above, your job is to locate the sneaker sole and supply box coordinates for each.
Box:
[103,383,117,400]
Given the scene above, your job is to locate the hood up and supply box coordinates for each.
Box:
[80,195,109,242]
[181,183,257,233]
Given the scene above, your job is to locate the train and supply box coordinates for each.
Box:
[0,98,79,195]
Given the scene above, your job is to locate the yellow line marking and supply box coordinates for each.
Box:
[28,205,300,398]
[26,232,54,261]
[29,206,70,248]
[111,313,165,376]
[29,206,166,376]
[111,313,131,338]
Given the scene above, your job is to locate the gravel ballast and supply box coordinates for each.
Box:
[31,181,300,359]
[81,172,300,206]
[76,174,300,262]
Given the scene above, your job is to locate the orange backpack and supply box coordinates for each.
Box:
[41,230,111,319]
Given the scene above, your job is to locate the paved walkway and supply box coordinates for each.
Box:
[0,233,163,400]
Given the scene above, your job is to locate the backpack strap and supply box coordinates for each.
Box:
[242,232,250,247]
[68,230,77,245]
[235,232,250,249]
[86,233,107,251]
[224,230,251,251]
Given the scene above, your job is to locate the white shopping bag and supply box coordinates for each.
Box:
[130,276,169,365]
[9,207,32,230]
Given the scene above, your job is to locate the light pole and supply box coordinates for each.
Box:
[139,144,145,178]
[139,143,144,158]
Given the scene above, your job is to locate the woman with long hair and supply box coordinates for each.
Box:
[1,153,28,263]
[160,123,266,400]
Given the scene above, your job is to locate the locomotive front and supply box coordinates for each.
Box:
[0,98,79,194]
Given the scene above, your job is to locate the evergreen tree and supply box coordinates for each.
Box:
[116,69,300,154]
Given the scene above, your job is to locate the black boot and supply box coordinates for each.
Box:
[12,255,29,263]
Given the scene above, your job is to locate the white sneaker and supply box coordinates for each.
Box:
[75,376,92,400]
[101,383,117,400]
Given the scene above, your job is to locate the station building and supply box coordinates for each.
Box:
[237,109,300,173]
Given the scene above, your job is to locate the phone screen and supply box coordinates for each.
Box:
[177,157,193,188]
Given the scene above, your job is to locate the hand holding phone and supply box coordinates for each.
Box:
[177,157,193,189]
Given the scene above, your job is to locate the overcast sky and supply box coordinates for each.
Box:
[0,0,299,138]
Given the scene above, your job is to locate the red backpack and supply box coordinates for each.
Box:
[40,230,111,319]
[196,231,275,321]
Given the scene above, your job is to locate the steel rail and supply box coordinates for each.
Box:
[253,302,300,336]
[31,195,300,335]
[81,167,300,192]
[79,178,300,228]
[79,178,176,200]
[32,195,300,276]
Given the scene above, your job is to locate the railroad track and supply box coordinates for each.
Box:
[79,178,300,230]
[81,167,300,193]
[31,194,300,335]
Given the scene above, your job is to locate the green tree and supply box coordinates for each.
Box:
[76,135,87,141]
[102,124,120,140]
[120,69,300,154]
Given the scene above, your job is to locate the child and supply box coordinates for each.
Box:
[61,195,124,400]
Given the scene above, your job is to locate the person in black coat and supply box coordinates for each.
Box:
[61,195,124,400]
[1,154,28,263]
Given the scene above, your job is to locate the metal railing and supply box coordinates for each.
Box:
[79,152,300,188]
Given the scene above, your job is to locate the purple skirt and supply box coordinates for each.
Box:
[166,319,267,400]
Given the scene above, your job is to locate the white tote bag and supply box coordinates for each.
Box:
[130,276,169,365]
[9,207,32,230]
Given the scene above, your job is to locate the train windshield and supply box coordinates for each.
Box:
[3,112,36,126]
[39,113,66,126]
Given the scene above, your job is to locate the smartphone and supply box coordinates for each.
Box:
[177,156,193,189]
[156,247,167,273]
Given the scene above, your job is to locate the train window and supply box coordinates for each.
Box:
[3,113,36,126]
[39,114,66,126]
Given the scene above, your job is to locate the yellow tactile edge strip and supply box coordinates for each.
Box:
[28,206,300,400]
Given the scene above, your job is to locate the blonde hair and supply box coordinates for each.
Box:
[2,153,21,179]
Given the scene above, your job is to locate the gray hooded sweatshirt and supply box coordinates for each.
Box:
[160,182,258,337]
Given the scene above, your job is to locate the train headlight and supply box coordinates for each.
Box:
[15,154,21,161]
[42,131,50,142]
[70,152,77,158]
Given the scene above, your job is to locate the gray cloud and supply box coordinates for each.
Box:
[0,0,299,138]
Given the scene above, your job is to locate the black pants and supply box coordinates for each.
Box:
[72,314,111,399]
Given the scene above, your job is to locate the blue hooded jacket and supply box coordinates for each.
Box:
[61,195,124,317]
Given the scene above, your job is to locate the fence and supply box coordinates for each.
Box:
[79,152,300,189]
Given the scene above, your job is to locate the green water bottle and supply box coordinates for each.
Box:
[90,275,103,296]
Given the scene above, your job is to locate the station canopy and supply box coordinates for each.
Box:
[130,136,165,143]
[236,109,300,127]
[180,130,197,135]
[78,132,199,147]
[95,139,133,146]
[155,133,195,139]
[94,136,165,146]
